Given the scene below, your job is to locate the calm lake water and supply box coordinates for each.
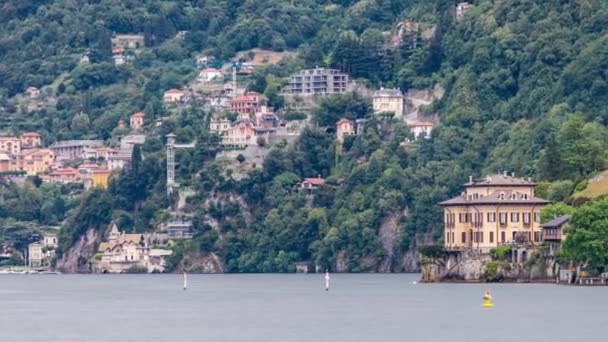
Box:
[0,273,606,341]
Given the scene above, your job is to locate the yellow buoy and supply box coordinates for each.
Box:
[482,290,494,308]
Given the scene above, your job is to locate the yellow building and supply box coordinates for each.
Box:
[11,148,54,175]
[373,88,404,118]
[439,173,549,253]
[83,168,111,189]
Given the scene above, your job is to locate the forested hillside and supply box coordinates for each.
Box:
[2,0,608,272]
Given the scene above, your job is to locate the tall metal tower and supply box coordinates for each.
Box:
[166,133,195,196]
[166,133,176,195]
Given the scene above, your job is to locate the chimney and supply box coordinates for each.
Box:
[469,175,473,182]
[511,172,515,177]
[503,170,507,176]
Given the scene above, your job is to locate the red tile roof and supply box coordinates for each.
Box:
[21,132,41,137]
[130,112,145,118]
[304,178,325,186]
[336,118,353,126]
[164,88,184,94]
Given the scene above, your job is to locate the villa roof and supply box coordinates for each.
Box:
[21,132,41,137]
[439,190,549,206]
[465,174,535,187]
[542,215,571,229]
[374,88,403,97]
[164,88,184,94]
[130,112,145,118]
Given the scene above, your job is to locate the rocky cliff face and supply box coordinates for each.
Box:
[422,250,557,282]
[179,251,224,273]
[55,228,102,273]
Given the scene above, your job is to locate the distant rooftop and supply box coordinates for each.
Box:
[542,215,571,228]
[374,88,403,97]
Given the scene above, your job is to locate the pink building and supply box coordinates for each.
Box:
[336,118,355,143]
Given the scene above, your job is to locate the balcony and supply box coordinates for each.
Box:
[543,232,562,241]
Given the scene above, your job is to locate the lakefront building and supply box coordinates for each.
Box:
[439,173,549,253]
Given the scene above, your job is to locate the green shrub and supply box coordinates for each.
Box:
[484,261,499,281]
[126,265,148,273]
[492,245,511,261]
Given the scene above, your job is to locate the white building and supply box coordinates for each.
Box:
[408,121,434,139]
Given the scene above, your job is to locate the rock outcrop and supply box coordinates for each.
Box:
[55,228,102,273]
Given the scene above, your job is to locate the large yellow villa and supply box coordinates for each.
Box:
[439,173,549,253]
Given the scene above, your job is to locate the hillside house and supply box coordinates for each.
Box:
[408,121,434,139]
[83,168,111,189]
[210,117,232,135]
[456,2,474,21]
[25,86,40,99]
[0,137,21,155]
[336,118,355,143]
[11,148,54,175]
[43,167,80,184]
[163,89,185,103]
[111,34,144,50]
[106,153,131,170]
[230,93,260,115]
[300,177,325,194]
[222,120,257,146]
[20,132,42,148]
[373,88,404,118]
[130,112,145,130]
[199,68,224,82]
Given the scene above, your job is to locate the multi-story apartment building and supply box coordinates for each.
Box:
[439,173,549,253]
[285,68,349,95]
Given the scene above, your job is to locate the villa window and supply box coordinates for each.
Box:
[534,231,542,242]
[534,212,540,222]
[499,212,507,226]
[487,212,496,222]
[510,212,520,223]
[512,231,517,240]
[523,212,531,225]
[501,231,506,243]
[489,231,494,243]
[461,232,466,243]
